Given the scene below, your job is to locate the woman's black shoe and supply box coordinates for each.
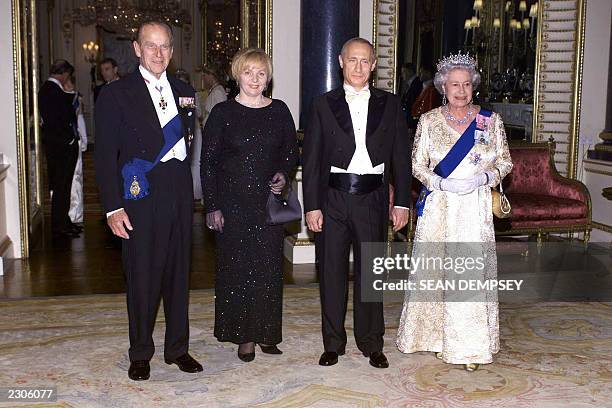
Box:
[238,343,255,362]
[258,344,283,354]
[237,351,255,362]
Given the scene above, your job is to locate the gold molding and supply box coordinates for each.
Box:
[533,1,545,142]
[568,0,586,179]
[31,0,42,212]
[200,0,207,67]
[372,0,398,93]
[11,0,28,258]
[0,235,12,257]
[584,167,612,177]
[592,221,612,233]
[241,1,248,48]
[372,0,378,51]
[531,0,586,180]
[265,0,273,61]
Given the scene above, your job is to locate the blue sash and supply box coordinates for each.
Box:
[415,108,491,216]
[121,114,183,200]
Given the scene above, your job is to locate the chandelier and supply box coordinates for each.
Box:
[72,0,191,36]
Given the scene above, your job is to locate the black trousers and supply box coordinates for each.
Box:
[121,159,194,362]
[45,141,78,232]
[316,186,386,354]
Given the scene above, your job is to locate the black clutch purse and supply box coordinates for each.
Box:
[265,185,302,225]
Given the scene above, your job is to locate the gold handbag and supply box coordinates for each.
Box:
[491,181,511,218]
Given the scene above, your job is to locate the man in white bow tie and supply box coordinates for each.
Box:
[95,21,202,381]
[303,38,412,369]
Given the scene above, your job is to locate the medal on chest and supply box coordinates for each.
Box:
[158,95,167,111]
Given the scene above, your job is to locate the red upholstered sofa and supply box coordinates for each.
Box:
[403,140,591,243]
[493,141,591,243]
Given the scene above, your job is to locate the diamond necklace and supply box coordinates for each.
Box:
[443,105,474,125]
[235,94,265,108]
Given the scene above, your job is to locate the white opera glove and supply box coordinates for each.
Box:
[440,172,493,194]
[440,177,477,194]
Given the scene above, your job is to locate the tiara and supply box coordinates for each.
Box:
[436,51,477,72]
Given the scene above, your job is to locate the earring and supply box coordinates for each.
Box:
[442,93,447,106]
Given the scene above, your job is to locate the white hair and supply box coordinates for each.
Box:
[434,65,481,95]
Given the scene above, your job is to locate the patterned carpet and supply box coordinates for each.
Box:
[0,287,610,407]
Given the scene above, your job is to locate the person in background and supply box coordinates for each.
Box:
[201,48,298,363]
[191,65,227,201]
[63,75,88,225]
[94,58,120,103]
[411,64,441,122]
[399,62,422,132]
[39,59,80,238]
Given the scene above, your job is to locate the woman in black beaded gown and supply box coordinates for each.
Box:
[201,48,298,362]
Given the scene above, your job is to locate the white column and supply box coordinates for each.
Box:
[283,167,316,263]
[272,0,301,124]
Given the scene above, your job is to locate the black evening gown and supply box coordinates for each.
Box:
[201,98,298,345]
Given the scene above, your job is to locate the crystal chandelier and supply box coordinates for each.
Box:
[72,0,191,36]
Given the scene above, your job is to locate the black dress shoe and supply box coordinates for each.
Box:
[318,351,339,366]
[164,353,203,373]
[367,351,389,369]
[69,223,84,233]
[258,344,283,355]
[238,350,255,362]
[128,360,150,381]
[52,229,80,238]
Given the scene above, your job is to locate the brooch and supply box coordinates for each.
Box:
[179,96,196,109]
[475,114,491,131]
[474,129,490,145]
[469,152,482,166]
[130,176,141,197]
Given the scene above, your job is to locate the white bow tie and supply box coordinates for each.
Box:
[345,88,370,104]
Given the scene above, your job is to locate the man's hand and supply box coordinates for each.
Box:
[107,209,133,239]
[270,172,287,194]
[391,207,409,232]
[206,210,225,232]
[306,210,323,232]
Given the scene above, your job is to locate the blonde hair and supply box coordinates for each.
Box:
[230,48,273,84]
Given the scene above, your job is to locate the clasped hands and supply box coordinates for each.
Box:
[435,172,492,195]
[206,172,287,233]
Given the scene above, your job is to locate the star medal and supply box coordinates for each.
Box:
[130,176,141,197]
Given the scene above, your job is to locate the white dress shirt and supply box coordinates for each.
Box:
[330,83,384,175]
[139,66,187,162]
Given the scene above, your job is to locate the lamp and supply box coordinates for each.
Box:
[522,18,530,29]
[464,19,472,44]
[493,17,501,31]
[529,3,538,36]
[82,41,98,64]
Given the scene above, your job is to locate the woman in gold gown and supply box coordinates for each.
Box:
[396,52,513,371]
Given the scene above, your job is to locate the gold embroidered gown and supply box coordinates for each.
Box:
[396,107,513,364]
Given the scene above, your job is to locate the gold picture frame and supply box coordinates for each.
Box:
[12,0,43,258]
